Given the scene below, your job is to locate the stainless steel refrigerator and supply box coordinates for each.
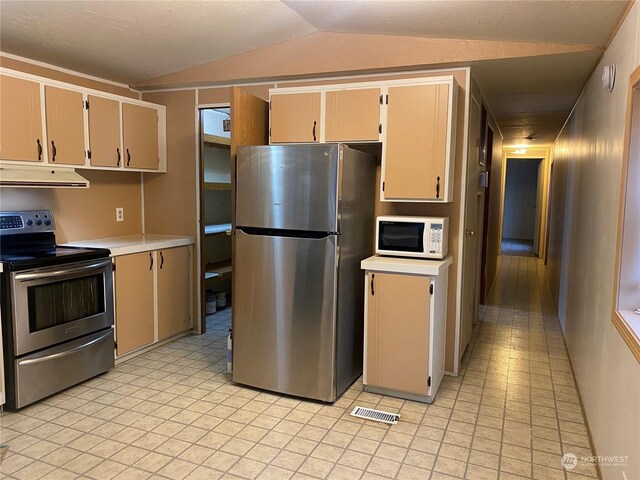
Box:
[233,144,376,402]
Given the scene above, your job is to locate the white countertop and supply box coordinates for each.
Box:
[63,234,195,257]
[361,255,453,276]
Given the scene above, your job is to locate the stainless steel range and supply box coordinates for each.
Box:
[0,210,115,409]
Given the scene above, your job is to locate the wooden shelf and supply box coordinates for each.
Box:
[203,133,231,147]
[205,259,232,280]
[204,223,232,236]
[204,182,231,191]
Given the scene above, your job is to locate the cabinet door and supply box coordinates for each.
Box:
[384,83,450,200]
[270,92,321,143]
[88,95,121,167]
[114,252,155,356]
[157,246,191,340]
[366,271,431,395]
[0,75,43,162]
[45,85,86,165]
[325,88,380,142]
[123,103,159,169]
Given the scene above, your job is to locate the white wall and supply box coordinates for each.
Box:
[547,4,640,479]
[502,158,541,240]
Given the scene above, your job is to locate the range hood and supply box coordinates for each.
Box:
[0,165,89,188]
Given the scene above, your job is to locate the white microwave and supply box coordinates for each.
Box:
[376,216,449,259]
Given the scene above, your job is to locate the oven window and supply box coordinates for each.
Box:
[378,222,425,252]
[27,274,105,332]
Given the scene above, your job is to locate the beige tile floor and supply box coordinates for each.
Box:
[0,255,599,480]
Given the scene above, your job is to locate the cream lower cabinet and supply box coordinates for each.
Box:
[157,246,191,340]
[114,246,192,358]
[114,252,155,356]
[362,256,451,403]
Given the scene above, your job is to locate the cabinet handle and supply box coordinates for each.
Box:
[37,139,42,161]
[116,148,121,166]
[51,140,57,162]
[370,273,375,296]
[160,251,164,269]
[149,252,153,270]
[126,148,131,166]
[436,176,441,199]
[312,121,317,142]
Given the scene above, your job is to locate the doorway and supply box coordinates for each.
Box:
[501,157,543,257]
[479,126,494,304]
[199,107,233,334]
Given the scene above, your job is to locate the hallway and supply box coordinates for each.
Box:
[0,257,598,480]
[470,255,598,479]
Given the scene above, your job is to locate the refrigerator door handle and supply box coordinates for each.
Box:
[237,226,337,239]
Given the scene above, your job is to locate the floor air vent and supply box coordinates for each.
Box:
[350,406,400,425]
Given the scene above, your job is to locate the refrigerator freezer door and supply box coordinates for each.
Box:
[236,144,340,232]
[233,229,338,401]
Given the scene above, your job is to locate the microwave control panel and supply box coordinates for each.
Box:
[429,224,443,255]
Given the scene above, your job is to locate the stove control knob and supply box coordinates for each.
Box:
[44,219,51,226]
[26,219,33,226]
[35,219,42,225]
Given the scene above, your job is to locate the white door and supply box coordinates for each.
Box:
[460,98,482,360]
[533,159,544,256]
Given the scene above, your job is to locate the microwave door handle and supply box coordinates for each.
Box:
[17,329,112,366]
[14,259,112,281]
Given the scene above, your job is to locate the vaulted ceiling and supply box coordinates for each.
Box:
[0,0,631,146]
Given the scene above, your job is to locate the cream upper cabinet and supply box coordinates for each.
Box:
[270,92,321,143]
[0,75,44,162]
[382,82,456,202]
[123,103,159,170]
[88,95,122,167]
[325,88,381,142]
[44,85,86,165]
[0,69,166,172]
[269,76,457,203]
[157,246,191,341]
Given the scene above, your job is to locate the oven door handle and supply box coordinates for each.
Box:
[16,329,113,366]
[14,259,112,281]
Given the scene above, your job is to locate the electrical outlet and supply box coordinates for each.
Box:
[116,207,124,222]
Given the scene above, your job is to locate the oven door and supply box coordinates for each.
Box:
[10,258,114,356]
